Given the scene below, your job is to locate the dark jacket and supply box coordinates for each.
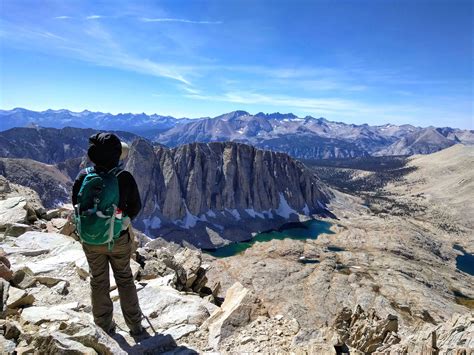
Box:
[72,133,142,219]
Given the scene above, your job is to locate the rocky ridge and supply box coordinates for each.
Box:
[126,139,331,248]
[2,109,472,160]
[155,110,472,158]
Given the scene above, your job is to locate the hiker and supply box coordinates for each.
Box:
[72,133,143,336]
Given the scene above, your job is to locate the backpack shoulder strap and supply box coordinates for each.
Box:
[113,167,126,177]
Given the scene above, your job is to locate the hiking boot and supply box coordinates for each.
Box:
[101,321,116,336]
[129,324,144,336]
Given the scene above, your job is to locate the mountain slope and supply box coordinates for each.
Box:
[0,108,190,135]
[387,144,474,231]
[0,158,72,208]
[0,126,140,164]
[155,110,472,158]
[377,127,456,155]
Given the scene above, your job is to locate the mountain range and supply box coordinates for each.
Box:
[1,108,472,159]
[0,125,331,247]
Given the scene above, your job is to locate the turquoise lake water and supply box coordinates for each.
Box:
[205,219,334,258]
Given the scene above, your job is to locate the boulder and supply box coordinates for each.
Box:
[141,274,176,288]
[31,331,98,354]
[45,209,61,220]
[14,231,75,251]
[36,276,68,287]
[51,281,69,295]
[192,267,208,294]
[334,305,400,353]
[6,287,35,309]
[114,282,217,332]
[0,197,28,230]
[0,175,12,195]
[174,248,202,289]
[201,282,265,349]
[21,302,80,325]
[51,218,67,230]
[0,334,16,354]
[4,223,32,237]
[22,248,84,275]
[140,258,172,280]
[35,207,47,218]
[3,320,22,341]
[10,268,36,289]
[59,219,77,237]
[58,321,126,355]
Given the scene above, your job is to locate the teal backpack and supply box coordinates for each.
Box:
[74,167,124,248]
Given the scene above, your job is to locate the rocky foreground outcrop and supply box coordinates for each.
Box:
[126,139,332,248]
[0,183,473,353]
[0,227,220,353]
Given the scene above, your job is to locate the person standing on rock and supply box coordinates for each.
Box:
[72,133,143,336]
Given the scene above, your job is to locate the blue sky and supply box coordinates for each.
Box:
[0,0,472,128]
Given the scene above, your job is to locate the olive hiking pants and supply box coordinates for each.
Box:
[82,232,142,332]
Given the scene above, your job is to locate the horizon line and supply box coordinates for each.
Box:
[1,106,471,131]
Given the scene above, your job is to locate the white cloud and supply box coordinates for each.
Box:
[54,16,71,20]
[1,16,194,86]
[86,15,103,20]
[185,90,471,126]
[181,86,201,95]
[140,18,222,25]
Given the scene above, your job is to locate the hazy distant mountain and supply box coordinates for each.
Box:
[155,110,472,158]
[0,108,191,137]
[1,108,472,159]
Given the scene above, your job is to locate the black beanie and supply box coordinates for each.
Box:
[87,133,122,169]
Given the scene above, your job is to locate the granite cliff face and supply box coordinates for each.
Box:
[0,158,72,208]
[125,140,331,248]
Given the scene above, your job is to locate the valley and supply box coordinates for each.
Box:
[0,122,472,353]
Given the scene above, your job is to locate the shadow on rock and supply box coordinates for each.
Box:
[112,330,198,354]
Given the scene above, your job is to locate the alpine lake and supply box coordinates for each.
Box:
[453,244,474,276]
[204,219,334,258]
